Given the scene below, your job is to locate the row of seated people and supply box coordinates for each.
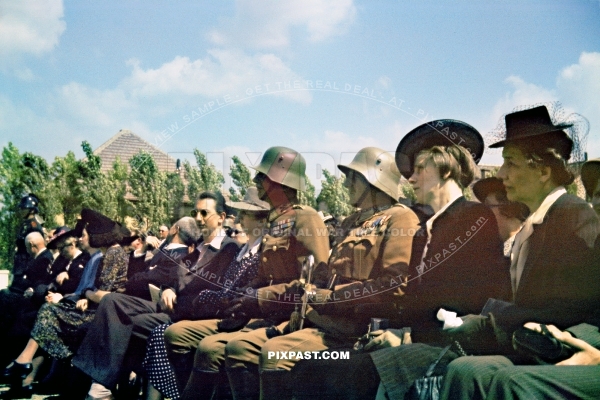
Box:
[1,104,599,399]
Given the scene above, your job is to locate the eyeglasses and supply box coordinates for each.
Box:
[191,209,214,219]
[58,243,74,251]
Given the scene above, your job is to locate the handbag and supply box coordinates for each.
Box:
[407,344,452,400]
[512,324,573,364]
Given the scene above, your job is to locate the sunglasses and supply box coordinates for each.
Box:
[190,209,214,219]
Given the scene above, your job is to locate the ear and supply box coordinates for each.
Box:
[538,165,552,184]
[217,212,227,225]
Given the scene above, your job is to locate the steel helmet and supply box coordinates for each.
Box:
[338,147,400,200]
[252,146,306,191]
[18,193,40,213]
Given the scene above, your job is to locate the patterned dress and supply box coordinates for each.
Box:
[31,245,128,360]
[143,242,262,399]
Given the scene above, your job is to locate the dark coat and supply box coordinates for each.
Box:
[55,251,91,295]
[173,236,241,320]
[401,197,509,342]
[494,193,600,332]
[124,246,189,301]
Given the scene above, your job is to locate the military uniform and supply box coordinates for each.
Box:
[167,202,330,398]
[258,203,419,371]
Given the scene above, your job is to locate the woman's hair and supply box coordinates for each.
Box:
[415,145,477,188]
[507,133,574,186]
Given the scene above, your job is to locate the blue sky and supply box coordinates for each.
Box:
[1,0,599,190]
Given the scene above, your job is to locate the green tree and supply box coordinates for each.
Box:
[127,150,171,231]
[0,144,54,270]
[316,169,352,218]
[183,149,225,201]
[297,174,317,208]
[229,155,252,201]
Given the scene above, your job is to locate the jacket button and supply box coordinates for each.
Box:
[263,257,268,262]
[263,238,267,243]
[272,245,277,251]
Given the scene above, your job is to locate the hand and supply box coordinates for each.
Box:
[364,328,412,351]
[76,299,89,312]
[46,292,63,303]
[55,272,69,285]
[159,288,177,312]
[223,294,259,318]
[145,236,161,249]
[523,322,600,366]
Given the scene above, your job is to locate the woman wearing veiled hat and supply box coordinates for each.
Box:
[441,105,600,399]
[0,209,130,399]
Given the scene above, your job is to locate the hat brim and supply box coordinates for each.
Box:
[489,128,571,149]
[581,159,600,198]
[472,177,505,203]
[226,200,270,212]
[395,119,484,180]
[47,228,78,250]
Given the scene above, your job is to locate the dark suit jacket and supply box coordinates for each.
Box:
[56,251,91,295]
[22,248,55,303]
[124,246,189,301]
[494,193,600,332]
[402,197,509,342]
[172,236,240,320]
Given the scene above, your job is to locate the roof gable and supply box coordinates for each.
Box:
[94,129,177,173]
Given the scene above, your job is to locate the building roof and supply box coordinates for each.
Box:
[94,129,177,173]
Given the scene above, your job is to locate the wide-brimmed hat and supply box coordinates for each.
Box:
[226,187,270,212]
[47,226,76,250]
[581,158,600,198]
[489,106,573,158]
[395,119,484,180]
[472,177,506,203]
[81,208,131,248]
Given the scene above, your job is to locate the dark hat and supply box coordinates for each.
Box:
[489,106,573,158]
[81,208,130,248]
[395,119,484,180]
[472,177,506,203]
[47,226,77,250]
[226,187,270,212]
[581,158,600,198]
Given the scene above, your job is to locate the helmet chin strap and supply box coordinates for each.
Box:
[354,186,371,208]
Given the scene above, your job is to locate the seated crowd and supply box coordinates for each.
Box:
[1,104,599,400]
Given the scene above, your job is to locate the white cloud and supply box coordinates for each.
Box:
[207,0,356,49]
[0,0,66,58]
[123,50,311,104]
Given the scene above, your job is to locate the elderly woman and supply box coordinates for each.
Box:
[291,120,508,399]
[142,187,270,400]
[0,209,129,399]
[441,105,600,400]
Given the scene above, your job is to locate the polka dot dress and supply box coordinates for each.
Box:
[143,244,261,398]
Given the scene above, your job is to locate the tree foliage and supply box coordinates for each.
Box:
[316,169,352,217]
[297,174,317,209]
[184,149,225,201]
[229,155,253,201]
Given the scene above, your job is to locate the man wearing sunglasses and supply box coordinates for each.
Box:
[72,194,242,399]
[165,146,331,399]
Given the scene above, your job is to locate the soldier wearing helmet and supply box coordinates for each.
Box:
[163,146,330,399]
[237,147,419,399]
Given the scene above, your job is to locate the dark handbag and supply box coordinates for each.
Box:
[407,345,452,400]
[512,325,574,363]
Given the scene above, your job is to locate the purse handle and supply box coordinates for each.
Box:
[424,344,452,378]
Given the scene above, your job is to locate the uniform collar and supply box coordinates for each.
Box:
[268,203,294,222]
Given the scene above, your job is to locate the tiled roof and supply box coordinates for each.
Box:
[94,129,177,173]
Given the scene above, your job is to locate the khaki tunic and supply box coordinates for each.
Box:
[260,203,420,370]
